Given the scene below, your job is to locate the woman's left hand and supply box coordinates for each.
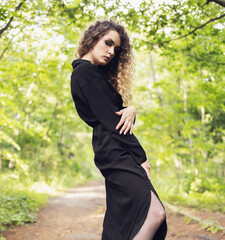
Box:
[141,160,151,180]
[115,106,136,135]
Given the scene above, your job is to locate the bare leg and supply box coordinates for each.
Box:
[132,190,166,240]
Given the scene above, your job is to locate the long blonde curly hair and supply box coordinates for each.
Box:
[75,19,135,107]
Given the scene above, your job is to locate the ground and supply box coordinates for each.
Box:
[2,180,225,240]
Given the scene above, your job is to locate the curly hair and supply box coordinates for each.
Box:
[75,19,135,107]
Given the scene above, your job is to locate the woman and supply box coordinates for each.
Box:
[70,19,167,240]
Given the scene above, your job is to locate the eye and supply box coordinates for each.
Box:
[105,40,112,46]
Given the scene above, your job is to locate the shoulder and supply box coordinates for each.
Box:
[71,61,94,87]
[71,60,105,88]
[75,61,93,72]
[73,61,99,79]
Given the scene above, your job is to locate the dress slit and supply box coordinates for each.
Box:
[131,189,167,240]
[101,152,167,239]
[130,164,167,240]
[129,187,152,240]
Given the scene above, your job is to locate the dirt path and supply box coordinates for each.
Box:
[2,180,224,240]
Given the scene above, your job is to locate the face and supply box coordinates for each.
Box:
[88,30,121,66]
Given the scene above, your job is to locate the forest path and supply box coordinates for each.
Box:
[2,180,224,240]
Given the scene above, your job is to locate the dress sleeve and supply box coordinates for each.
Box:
[72,63,147,165]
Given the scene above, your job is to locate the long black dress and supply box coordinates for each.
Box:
[70,59,167,240]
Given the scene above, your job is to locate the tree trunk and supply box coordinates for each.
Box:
[149,51,163,106]
[183,71,195,165]
[0,1,25,37]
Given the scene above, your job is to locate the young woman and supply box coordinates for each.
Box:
[70,19,167,240]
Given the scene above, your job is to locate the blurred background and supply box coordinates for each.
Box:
[0,0,224,234]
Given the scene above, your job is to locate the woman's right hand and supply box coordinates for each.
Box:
[115,105,136,135]
[141,160,151,180]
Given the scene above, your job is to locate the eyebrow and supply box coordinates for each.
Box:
[106,38,121,48]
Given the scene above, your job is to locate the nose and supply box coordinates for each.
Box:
[108,47,115,56]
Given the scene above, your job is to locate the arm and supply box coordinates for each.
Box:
[72,63,147,165]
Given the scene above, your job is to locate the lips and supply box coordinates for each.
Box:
[104,56,110,61]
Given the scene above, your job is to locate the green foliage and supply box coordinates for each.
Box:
[184,215,222,234]
[201,219,222,234]
[0,177,47,232]
[0,0,224,235]
[0,193,39,231]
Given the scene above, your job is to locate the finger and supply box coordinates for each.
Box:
[115,109,125,115]
[116,117,125,130]
[119,124,128,134]
[145,168,150,180]
[120,119,130,135]
[146,170,151,180]
[115,111,122,115]
[129,123,133,135]
[141,160,147,167]
[119,119,129,134]
[123,122,131,135]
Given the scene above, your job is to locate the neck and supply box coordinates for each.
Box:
[81,53,97,66]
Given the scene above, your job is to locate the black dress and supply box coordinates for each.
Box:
[70,59,167,240]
